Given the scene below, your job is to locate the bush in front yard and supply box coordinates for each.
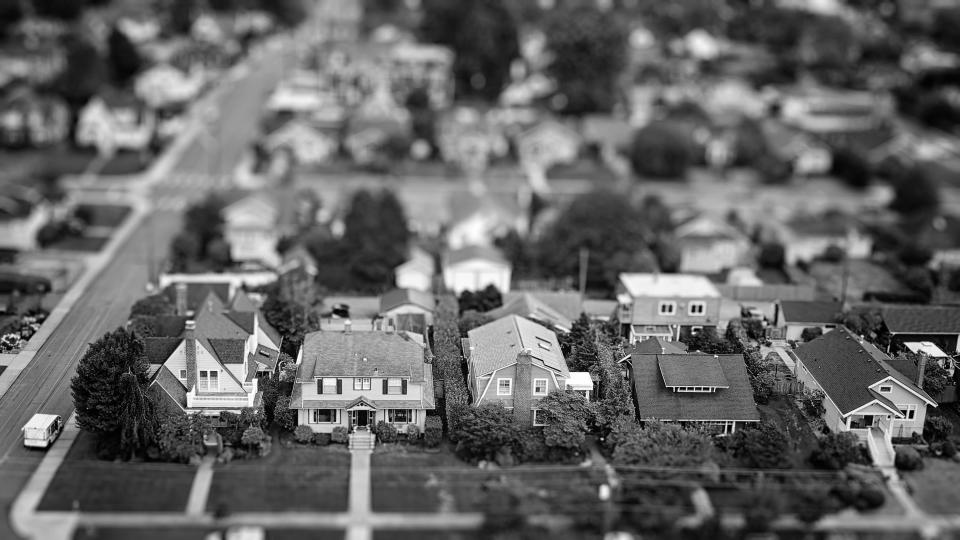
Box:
[293,425,313,444]
[924,416,953,443]
[854,486,886,511]
[943,440,957,459]
[809,432,870,470]
[242,426,271,457]
[895,447,923,471]
[375,421,398,443]
[424,417,442,448]
[312,432,331,446]
[405,424,421,443]
[274,396,297,432]
[331,426,348,444]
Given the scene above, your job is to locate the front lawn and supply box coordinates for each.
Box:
[206,441,351,513]
[75,204,132,228]
[39,460,194,512]
[903,458,960,515]
[45,236,110,253]
[97,152,150,176]
[74,527,344,540]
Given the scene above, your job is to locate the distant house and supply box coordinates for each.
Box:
[389,42,455,109]
[436,107,509,172]
[378,288,435,334]
[486,291,583,333]
[446,191,529,251]
[134,63,204,109]
[775,300,841,341]
[888,342,957,403]
[777,86,894,134]
[75,90,156,155]
[515,119,582,174]
[616,273,722,343]
[626,346,761,434]
[222,189,318,268]
[264,119,339,166]
[0,44,65,85]
[673,214,752,274]
[761,119,832,176]
[289,328,435,434]
[0,187,51,252]
[277,244,319,304]
[464,315,572,427]
[146,292,282,419]
[880,305,960,354]
[0,87,69,148]
[394,246,434,292]
[442,245,512,295]
[774,213,873,265]
[791,327,937,466]
[343,80,411,165]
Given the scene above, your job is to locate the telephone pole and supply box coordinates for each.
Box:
[579,248,589,296]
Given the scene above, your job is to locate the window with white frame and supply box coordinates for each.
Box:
[532,409,546,426]
[311,409,337,423]
[387,377,403,394]
[178,369,187,380]
[354,377,371,390]
[658,301,676,315]
[897,404,917,420]
[878,385,892,393]
[388,409,413,423]
[533,378,548,396]
[688,302,706,316]
[322,377,337,393]
[198,370,218,391]
[497,378,513,395]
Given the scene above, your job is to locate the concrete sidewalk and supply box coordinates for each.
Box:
[185,456,216,516]
[346,448,372,540]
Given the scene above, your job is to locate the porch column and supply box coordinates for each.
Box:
[845,416,850,430]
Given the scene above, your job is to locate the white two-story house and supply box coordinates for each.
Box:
[616,273,722,343]
[290,327,435,433]
[791,327,937,467]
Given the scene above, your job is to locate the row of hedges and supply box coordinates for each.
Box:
[433,295,471,436]
[727,320,775,404]
[292,425,349,445]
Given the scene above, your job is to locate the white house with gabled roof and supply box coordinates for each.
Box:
[616,273,721,343]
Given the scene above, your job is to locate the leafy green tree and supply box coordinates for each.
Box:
[536,190,658,293]
[628,122,693,179]
[890,167,940,215]
[166,0,197,34]
[592,340,635,440]
[108,25,143,86]
[0,0,23,36]
[543,5,627,115]
[457,284,502,314]
[419,0,519,101]
[831,148,872,189]
[932,7,960,52]
[261,293,320,354]
[33,0,85,20]
[565,313,599,371]
[538,391,593,458]
[726,422,793,469]
[71,328,151,436]
[612,421,714,467]
[273,395,297,431]
[55,34,108,108]
[453,403,520,463]
[260,0,308,27]
[809,432,869,470]
[118,371,157,458]
[156,413,209,463]
[130,294,175,318]
[458,310,493,338]
[758,242,785,268]
[681,327,741,354]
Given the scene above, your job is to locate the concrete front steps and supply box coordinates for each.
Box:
[348,430,375,451]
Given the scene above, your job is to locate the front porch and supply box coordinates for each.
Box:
[845,413,895,467]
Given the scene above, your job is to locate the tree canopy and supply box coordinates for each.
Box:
[890,166,940,216]
[612,421,715,468]
[543,5,627,115]
[628,122,694,179]
[55,34,108,108]
[33,0,86,20]
[108,25,143,86]
[419,0,519,101]
[539,390,593,455]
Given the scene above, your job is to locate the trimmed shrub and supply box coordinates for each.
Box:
[895,447,924,471]
[312,432,331,446]
[943,440,957,459]
[924,416,953,443]
[406,424,421,442]
[274,396,297,432]
[424,416,442,447]
[854,487,886,510]
[331,426,348,444]
[293,425,313,444]
[513,428,548,463]
[810,432,870,470]
[375,421,398,443]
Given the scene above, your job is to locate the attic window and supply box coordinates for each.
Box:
[536,337,552,351]
[879,385,892,393]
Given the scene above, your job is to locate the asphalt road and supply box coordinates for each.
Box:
[0,38,290,540]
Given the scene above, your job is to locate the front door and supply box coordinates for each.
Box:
[352,410,369,428]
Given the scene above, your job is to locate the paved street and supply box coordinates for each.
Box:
[0,36,291,540]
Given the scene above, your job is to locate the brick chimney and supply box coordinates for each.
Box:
[175,283,188,316]
[185,320,197,392]
[514,348,533,426]
[917,353,928,391]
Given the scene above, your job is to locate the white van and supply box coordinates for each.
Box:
[22,414,63,449]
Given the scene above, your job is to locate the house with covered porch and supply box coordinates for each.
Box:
[290,327,435,434]
[791,327,937,467]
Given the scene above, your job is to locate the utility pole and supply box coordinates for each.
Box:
[579,248,589,297]
[839,249,850,308]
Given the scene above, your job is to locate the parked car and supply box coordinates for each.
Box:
[22,413,63,449]
[0,272,52,295]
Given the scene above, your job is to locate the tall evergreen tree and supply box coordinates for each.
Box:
[118,371,157,458]
[108,25,143,86]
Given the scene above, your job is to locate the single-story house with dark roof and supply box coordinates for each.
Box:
[775,300,841,341]
[619,337,688,379]
[627,343,760,434]
[790,327,937,466]
[880,305,960,354]
[378,288,435,334]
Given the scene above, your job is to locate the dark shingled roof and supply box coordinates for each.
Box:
[792,326,935,415]
[163,283,230,313]
[208,338,247,364]
[152,316,187,338]
[487,292,575,331]
[145,337,182,365]
[631,353,760,422]
[658,356,730,388]
[631,337,688,355]
[881,305,960,335]
[259,315,282,346]
[298,330,427,380]
[149,366,187,411]
[780,301,842,325]
[224,311,255,334]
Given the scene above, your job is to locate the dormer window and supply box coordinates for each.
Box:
[688,302,706,316]
[658,301,676,315]
[673,386,716,393]
[879,385,892,393]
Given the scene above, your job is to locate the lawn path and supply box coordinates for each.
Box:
[185,456,215,516]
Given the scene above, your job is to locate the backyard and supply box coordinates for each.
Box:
[205,439,351,513]
[903,458,960,515]
[38,431,195,513]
